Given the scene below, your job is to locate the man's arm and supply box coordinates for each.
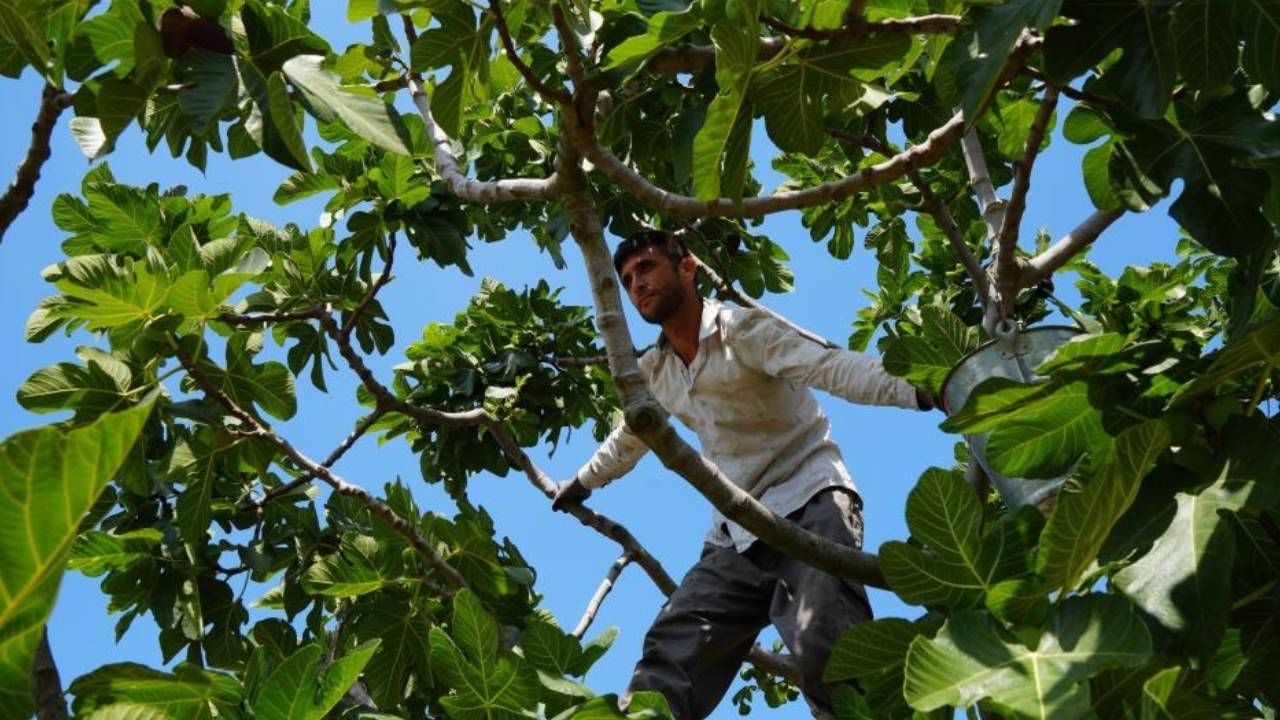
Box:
[728,308,923,409]
[577,422,651,489]
[552,421,651,511]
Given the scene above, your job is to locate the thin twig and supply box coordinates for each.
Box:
[761,13,960,39]
[1022,66,1120,110]
[172,341,468,590]
[686,251,837,349]
[218,307,326,325]
[645,38,786,75]
[0,86,73,245]
[830,130,991,302]
[490,0,572,104]
[573,554,631,638]
[994,86,1059,316]
[551,4,586,86]
[255,407,388,507]
[1019,208,1126,287]
[400,13,418,45]
[33,628,68,720]
[341,233,398,340]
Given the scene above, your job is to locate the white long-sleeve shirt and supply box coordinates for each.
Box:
[576,299,920,551]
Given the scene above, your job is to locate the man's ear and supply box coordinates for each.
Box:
[679,255,697,282]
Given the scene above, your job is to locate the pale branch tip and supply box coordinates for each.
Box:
[405,75,561,203]
[994,86,1060,317]
[0,85,73,246]
[1020,207,1126,287]
[573,554,631,638]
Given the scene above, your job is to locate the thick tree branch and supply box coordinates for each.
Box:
[959,126,1003,243]
[172,342,468,590]
[490,0,573,105]
[994,86,1058,316]
[761,13,960,39]
[562,110,964,219]
[957,123,1008,333]
[0,86,73,245]
[1019,208,1126,287]
[573,554,631,638]
[555,141,888,589]
[406,76,560,202]
[33,628,68,720]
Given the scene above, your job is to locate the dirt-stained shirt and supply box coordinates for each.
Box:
[575,299,920,551]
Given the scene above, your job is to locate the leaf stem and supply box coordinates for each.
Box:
[1248,361,1275,413]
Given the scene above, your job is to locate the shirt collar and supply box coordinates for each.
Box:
[656,297,721,350]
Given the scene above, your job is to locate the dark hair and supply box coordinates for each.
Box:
[612,229,687,275]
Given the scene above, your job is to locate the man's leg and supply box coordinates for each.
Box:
[628,543,773,720]
[751,488,873,712]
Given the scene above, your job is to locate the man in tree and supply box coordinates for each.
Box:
[553,230,933,719]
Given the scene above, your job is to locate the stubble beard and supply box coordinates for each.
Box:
[637,286,684,324]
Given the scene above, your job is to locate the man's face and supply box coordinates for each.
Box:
[619,246,689,324]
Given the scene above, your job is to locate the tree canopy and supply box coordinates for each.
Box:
[0,0,1278,719]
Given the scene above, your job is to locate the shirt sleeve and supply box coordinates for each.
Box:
[575,421,650,489]
[727,308,920,409]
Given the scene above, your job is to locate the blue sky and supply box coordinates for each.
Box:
[0,9,1183,718]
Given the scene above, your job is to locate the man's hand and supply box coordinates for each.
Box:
[551,477,591,511]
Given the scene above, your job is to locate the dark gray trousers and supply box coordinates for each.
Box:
[627,488,872,720]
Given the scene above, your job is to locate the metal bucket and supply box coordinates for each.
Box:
[941,326,1082,509]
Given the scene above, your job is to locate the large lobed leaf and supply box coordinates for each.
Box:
[1112,416,1280,664]
[428,589,541,720]
[0,398,156,717]
[281,55,411,156]
[880,467,1028,609]
[903,594,1153,719]
[250,641,380,720]
[69,662,241,720]
[1036,420,1170,593]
